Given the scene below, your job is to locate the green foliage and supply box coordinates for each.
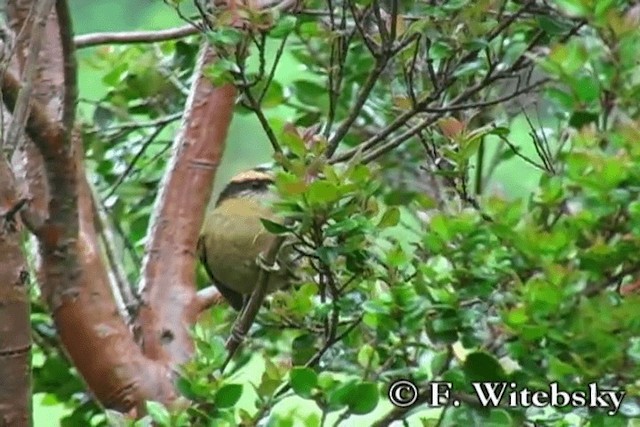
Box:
[32,0,640,426]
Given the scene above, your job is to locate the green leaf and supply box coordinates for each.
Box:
[430,350,451,374]
[260,218,291,235]
[484,409,513,427]
[259,80,285,109]
[546,86,575,109]
[104,410,130,427]
[204,61,235,85]
[357,344,380,369]
[291,80,329,112]
[377,207,401,228]
[548,356,578,380]
[463,352,508,382]
[307,181,340,205]
[207,27,243,46]
[569,110,599,129]
[292,333,317,365]
[258,358,285,397]
[594,0,616,18]
[503,306,528,328]
[270,16,297,38]
[554,0,589,16]
[572,75,600,103]
[430,40,454,60]
[346,382,379,415]
[145,401,170,426]
[194,335,227,369]
[536,16,572,35]
[290,367,318,398]
[327,380,357,410]
[214,383,244,408]
[275,171,308,195]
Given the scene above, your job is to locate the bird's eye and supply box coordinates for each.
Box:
[251,181,262,189]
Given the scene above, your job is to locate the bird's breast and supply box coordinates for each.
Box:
[203,200,285,294]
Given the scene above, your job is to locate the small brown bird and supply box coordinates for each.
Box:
[197,167,294,310]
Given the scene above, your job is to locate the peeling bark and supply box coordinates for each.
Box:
[137,42,235,366]
[3,1,176,412]
[0,157,31,427]
[2,0,238,415]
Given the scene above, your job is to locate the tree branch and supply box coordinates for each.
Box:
[136,41,235,367]
[4,1,178,413]
[74,24,199,48]
[196,285,225,313]
[3,0,56,156]
[0,155,31,427]
[1,70,64,163]
[54,0,77,137]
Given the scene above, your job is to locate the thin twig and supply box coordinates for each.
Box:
[273,315,363,399]
[74,24,200,48]
[101,123,170,203]
[259,34,289,104]
[327,55,390,156]
[90,181,138,318]
[332,54,547,165]
[195,286,225,312]
[84,111,183,136]
[496,133,548,172]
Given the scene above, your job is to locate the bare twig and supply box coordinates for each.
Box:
[74,0,303,49]
[327,56,389,156]
[74,24,200,48]
[101,123,170,203]
[84,111,182,136]
[90,182,138,316]
[332,43,548,165]
[259,35,289,104]
[240,80,282,153]
[273,315,363,399]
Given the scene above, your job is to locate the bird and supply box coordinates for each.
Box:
[197,167,295,311]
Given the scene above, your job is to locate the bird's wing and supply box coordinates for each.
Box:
[197,235,245,311]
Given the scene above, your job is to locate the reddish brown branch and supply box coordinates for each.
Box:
[0,157,31,427]
[54,0,77,136]
[3,1,178,412]
[136,42,235,366]
[2,70,65,166]
[4,0,56,155]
